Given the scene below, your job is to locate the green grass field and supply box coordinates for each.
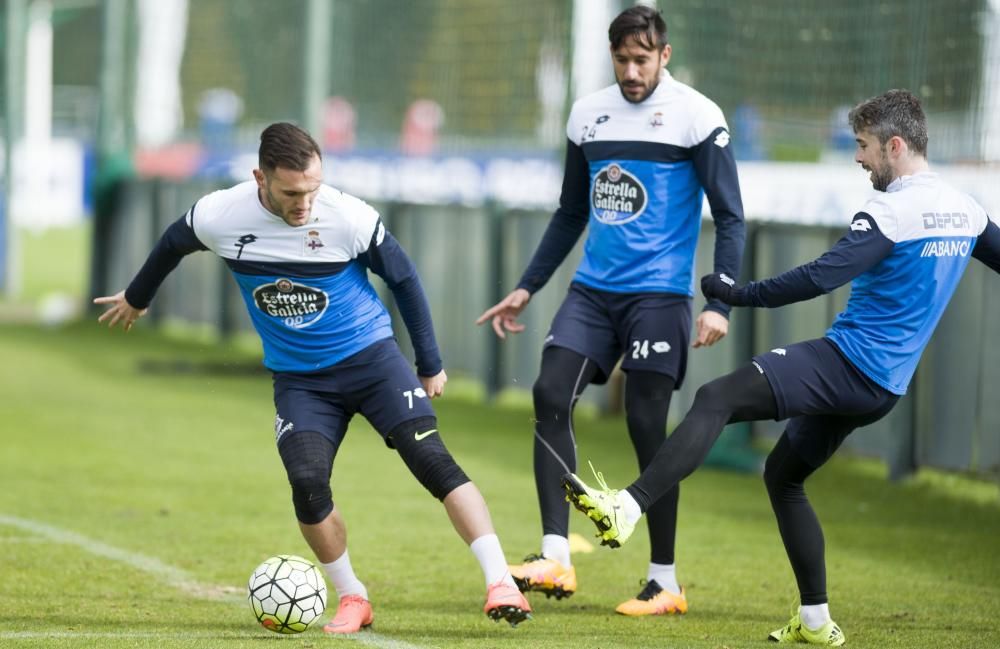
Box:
[1,322,998,648]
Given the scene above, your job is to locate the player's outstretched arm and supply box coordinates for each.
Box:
[972,216,1000,274]
[420,369,448,399]
[703,212,895,309]
[475,288,531,340]
[93,214,208,333]
[93,291,148,332]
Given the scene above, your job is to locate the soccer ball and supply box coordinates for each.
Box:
[247,555,328,633]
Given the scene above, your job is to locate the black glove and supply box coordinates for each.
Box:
[700,272,747,306]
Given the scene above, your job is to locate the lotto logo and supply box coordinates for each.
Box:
[714,131,730,148]
[850,219,872,232]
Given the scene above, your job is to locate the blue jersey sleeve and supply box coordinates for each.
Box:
[358,223,442,377]
[741,212,894,307]
[972,216,1000,274]
[124,212,208,309]
[516,140,590,294]
[692,126,745,317]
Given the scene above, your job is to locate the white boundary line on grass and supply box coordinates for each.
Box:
[0,514,429,649]
[0,514,242,601]
[0,631,427,646]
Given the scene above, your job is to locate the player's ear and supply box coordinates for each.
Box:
[660,43,672,68]
[252,168,266,189]
[887,135,906,159]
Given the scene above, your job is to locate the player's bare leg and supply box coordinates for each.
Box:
[443,482,532,627]
[298,508,373,634]
[299,507,347,562]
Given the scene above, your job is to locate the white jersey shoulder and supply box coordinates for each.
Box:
[187,181,381,262]
[858,173,988,243]
[566,72,727,148]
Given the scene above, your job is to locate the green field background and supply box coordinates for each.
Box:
[0,322,998,648]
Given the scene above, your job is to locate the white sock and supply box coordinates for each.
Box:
[320,550,368,600]
[647,562,680,595]
[620,489,642,525]
[470,534,515,587]
[800,603,831,629]
[541,534,571,567]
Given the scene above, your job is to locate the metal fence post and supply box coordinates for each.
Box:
[485,199,505,399]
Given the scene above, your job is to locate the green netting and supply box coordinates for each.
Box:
[41,0,999,161]
[665,0,987,161]
[176,0,572,152]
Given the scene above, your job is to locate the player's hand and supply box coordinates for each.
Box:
[475,288,532,339]
[693,310,729,348]
[93,290,148,332]
[700,273,746,305]
[420,370,447,399]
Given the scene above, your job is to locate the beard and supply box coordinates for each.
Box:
[868,160,894,192]
[617,78,659,104]
[863,146,894,191]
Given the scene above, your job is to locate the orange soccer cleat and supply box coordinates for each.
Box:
[322,594,374,634]
[508,554,577,599]
[483,579,533,627]
[615,579,688,616]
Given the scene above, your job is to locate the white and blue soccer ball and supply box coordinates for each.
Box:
[247,554,328,633]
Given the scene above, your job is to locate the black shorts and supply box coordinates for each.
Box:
[544,282,691,386]
[753,337,899,467]
[272,338,436,451]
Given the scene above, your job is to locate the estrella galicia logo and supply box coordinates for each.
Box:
[234,234,258,259]
[252,278,329,329]
[591,163,648,225]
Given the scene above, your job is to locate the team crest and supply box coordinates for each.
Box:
[649,112,663,128]
[303,230,325,255]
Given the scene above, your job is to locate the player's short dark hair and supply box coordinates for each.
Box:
[609,5,668,51]
[848,89,928,157]
[258,122,322,173]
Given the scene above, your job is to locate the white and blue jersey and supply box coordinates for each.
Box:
[124,181,441,375]
[739,172,1000,394]
[518,71,745,315]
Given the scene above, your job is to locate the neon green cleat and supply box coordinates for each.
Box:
[768,611,845,646]
[561,462,635,548]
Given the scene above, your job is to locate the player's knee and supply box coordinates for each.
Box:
[763,443,806,500]
[532,373,572,417]
[389,417,470,500]
[692,378,729,412]
[762,451,783,495]
[279,431,335,525]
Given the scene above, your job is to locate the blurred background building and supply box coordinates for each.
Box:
[2,0,999,477]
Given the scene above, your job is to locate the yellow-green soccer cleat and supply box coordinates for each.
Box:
[508,554,577,599]
[768,611,845,646]
[561,462,635,548]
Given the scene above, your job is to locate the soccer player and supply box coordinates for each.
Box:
[94,123,531,632]
[563,89,1000,645]
[476,5,744,615]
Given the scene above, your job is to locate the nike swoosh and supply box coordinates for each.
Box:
[414,429,438,441]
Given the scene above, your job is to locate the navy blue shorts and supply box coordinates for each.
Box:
[545,282,691,386]
[272,338,436,451]
[753,338,899,467]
